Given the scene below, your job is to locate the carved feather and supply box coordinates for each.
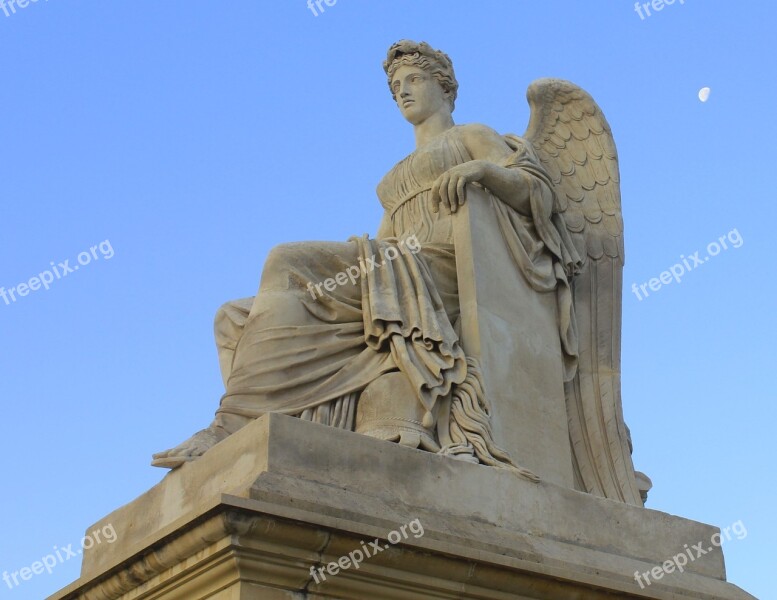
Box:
[524,79,644,505]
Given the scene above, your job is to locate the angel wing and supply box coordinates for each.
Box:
[524,79,650,506]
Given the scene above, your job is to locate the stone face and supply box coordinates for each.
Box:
[50,414,755,600]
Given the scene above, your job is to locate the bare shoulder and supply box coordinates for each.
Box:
[457,123,512,161]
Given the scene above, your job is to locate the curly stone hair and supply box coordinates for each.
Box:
[383,40,459,111]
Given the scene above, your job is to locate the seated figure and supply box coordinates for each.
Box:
[152,40,649,505]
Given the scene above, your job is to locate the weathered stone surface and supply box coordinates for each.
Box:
[49,414,755,600]
[48,40,754,600]
[150,41,647,507]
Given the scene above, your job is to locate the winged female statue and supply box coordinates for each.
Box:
[151,40,650,506]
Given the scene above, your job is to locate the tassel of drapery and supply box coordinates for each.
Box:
[442,357,540,483]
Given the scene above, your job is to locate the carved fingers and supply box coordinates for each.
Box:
[431,161,486,214]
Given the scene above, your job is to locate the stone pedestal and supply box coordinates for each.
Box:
[49,414,755,599]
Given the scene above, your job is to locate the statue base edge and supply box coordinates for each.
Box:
[48,413,756,600]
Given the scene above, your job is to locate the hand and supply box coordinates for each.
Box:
[431,160,489,214]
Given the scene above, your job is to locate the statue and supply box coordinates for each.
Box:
[151,40,650,506]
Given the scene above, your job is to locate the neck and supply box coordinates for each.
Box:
[414,112,455,148]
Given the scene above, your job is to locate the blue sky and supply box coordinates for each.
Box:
[1,1,774,598]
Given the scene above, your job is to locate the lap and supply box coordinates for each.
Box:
[230,238,459,328]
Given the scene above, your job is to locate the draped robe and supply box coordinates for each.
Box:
[213,125,579,450]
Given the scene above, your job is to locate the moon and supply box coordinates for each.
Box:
[698,87,711,102]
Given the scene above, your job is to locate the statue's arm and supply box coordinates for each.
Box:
[465,125,544,217]
[431,124,551,219]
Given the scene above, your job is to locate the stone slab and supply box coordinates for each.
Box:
[49,413,755,599]
[454,185,573,488]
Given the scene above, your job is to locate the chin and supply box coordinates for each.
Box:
[402,110,424,123]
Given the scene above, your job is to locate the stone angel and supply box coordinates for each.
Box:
[151,40,650,506]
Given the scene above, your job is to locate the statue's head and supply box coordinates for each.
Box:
[383,40,458,112]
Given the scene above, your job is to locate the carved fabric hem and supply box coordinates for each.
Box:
[299,392,358,430]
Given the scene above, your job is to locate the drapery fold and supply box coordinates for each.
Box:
[355,235,465,426]
[213,127,579,468]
